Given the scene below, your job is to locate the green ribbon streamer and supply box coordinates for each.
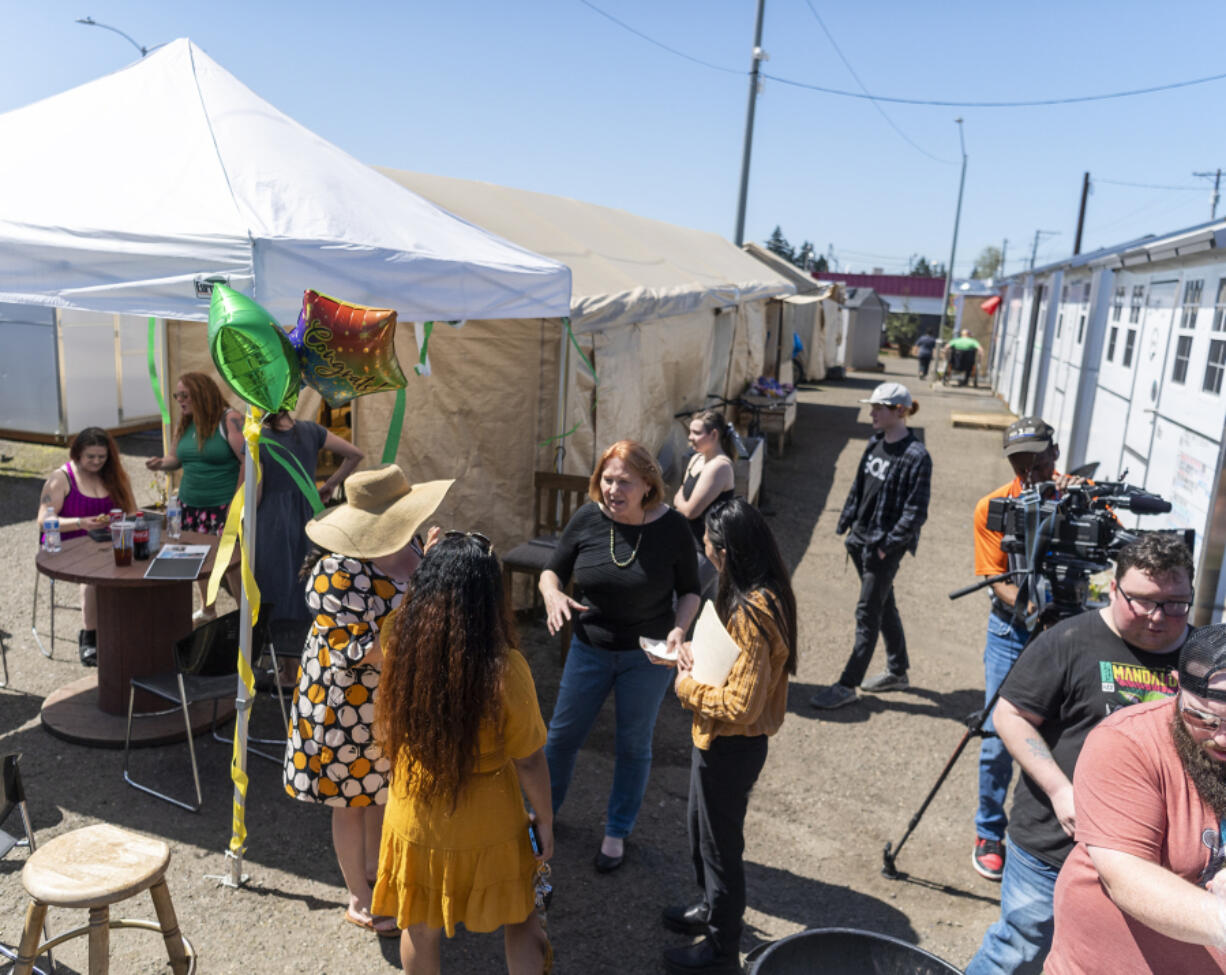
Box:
[537,418,583,448]
[147,317,169,425]
[414,321,435,376]
[259,435,325,516]
[564,317,598,384]
[381,386,407,465]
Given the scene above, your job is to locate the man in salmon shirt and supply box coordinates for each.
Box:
[1045,624,1226,975]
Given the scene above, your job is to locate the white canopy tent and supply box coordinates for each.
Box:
[0,38,570,887]
[0,38,570,325]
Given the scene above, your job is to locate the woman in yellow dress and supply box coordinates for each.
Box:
[373,531,553,974]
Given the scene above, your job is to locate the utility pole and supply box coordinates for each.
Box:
[733,0,767,247]
[1194,169,1222,221]
[938,118,967,339]
[1029,229,1060,270]
[999,238,1008,279]
[1073,171,1090,255]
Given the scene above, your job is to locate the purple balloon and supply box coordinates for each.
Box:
[288,308,307,355]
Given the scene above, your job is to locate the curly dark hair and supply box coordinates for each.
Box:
[1115,531,1194,586]
[376,534,516,808]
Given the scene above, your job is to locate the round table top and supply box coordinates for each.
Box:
[35,530,224,587]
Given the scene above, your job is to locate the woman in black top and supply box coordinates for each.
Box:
[673,409,737,600]
[541,439,701,872]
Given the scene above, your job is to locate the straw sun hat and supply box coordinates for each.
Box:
[305,466,454,560]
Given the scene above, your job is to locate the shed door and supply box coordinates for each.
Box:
[1122,279,1179,476]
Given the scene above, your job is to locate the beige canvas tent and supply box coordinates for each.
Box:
[166,171,795,564]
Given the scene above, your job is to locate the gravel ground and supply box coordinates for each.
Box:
[0,356,1018,974]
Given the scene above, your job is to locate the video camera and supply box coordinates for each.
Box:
[984,480,1186,616]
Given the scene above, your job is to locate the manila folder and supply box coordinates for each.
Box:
[689,600,742,688]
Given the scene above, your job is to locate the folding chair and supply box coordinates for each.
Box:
[122,610,273,813]
[262,618,312,730]
[1,754,54,975]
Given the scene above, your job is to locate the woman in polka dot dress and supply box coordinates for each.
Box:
[282,466,454,939]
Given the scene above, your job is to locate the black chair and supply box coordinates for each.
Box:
[1,754,54,975]
[122,609,274,813]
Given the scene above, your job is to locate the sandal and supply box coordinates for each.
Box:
[342,908,400,939]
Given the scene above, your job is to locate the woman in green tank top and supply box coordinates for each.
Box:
[147,372,245,619]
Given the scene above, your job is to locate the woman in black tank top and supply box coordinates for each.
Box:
[674,409,737,544]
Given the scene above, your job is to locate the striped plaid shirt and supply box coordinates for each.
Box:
[836,431,932,557]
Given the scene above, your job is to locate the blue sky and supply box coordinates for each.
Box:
[4,1,1224,277]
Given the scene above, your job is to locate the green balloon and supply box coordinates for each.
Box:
[207,285,299,413]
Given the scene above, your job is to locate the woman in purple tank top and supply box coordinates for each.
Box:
[36,427,136,666]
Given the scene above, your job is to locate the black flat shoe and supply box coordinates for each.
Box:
[663,937,740,974]
[662,902,710,936]
[593,848,624,873]
[78,630,97,667]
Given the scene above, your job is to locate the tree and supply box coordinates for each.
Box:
[766,226,795,264]
[972,245,1003,279]
[794,240,817,270]
[812,253,829,273]
[909,255,941,277]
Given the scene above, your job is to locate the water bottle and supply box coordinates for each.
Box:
[42,514,61,553]
[167,493,182,539]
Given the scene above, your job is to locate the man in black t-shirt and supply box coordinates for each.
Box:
[964,533,1194,975]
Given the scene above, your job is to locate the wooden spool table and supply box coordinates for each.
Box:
[35,532,235,748]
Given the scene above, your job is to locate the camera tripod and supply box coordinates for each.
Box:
[880,570,1086,880]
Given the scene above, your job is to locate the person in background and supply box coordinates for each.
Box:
[256,409,363,625]
[1045,625,1226,975]
[810,382,931,709]
[672,409,736,599]
[663,498,797,975]
[964,533,1193,975]
[948,329,982,386]
[283,467,452,940]
[372,532,553,974]
[914,331,937,380]
[540,439,700,873]
[36,426,136,665]
[969,416,1080,883]
[145,371,244,621]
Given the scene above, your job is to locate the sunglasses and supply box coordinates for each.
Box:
[443,530,493,552]
[1179,694,1226,734]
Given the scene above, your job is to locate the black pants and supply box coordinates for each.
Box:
[838,541,908,687]
[917,354,932,379]
[687,734,769,953]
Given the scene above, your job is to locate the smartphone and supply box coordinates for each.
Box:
[528,822,542,856]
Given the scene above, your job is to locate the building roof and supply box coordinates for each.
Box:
[815,272,946,299]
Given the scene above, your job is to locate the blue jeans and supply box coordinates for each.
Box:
[975,612,1030,842]
[965,843,1059,975]
[545,637,675,838]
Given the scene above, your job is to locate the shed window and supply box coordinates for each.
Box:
[1205,339,1226,394]
[1106,326,1119,361]
[1180,279,1204,329]
[1128,285,1145,324]
[1056,312,1064,339]
[1112,286,1125,322]
[1076,312,1087,344]
[1214,278,1226,332]
[1122,328,1137,367]
[1172,335,1194,384]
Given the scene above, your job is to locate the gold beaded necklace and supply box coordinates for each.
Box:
[609,511,646,568]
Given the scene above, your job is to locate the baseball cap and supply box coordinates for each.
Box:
[859,382,913,409]
[1179,624,1226,703]
[1002,416,1055,457]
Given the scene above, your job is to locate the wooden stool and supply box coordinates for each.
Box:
[13,823,194,975]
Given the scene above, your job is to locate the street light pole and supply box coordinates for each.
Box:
[1194,169,1222,221]
[938,118,967,339]
[733,0,767,247]
[75,16,149,56]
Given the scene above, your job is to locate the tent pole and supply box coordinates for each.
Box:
[227,442,258,888]
[554,320,571,474]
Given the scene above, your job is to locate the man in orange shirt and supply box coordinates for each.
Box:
[970,417,1068,881]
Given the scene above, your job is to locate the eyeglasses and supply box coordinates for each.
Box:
[444,530,493,552]
[1117,586,1192,618]
[172,391,190,401]
[1179,694,1226,733]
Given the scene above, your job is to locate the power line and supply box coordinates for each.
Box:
[576,1,1226,109]
[799,1,955,164]
[576,0,741,75]
[1095,177,1203,191]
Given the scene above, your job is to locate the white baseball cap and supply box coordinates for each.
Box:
[859,382,913,409]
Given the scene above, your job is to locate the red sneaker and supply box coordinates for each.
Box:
[973,837,1005,881]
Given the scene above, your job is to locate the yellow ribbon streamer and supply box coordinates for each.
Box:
[203,407,266,857]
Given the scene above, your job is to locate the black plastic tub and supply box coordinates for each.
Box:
[748,927,963,975]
